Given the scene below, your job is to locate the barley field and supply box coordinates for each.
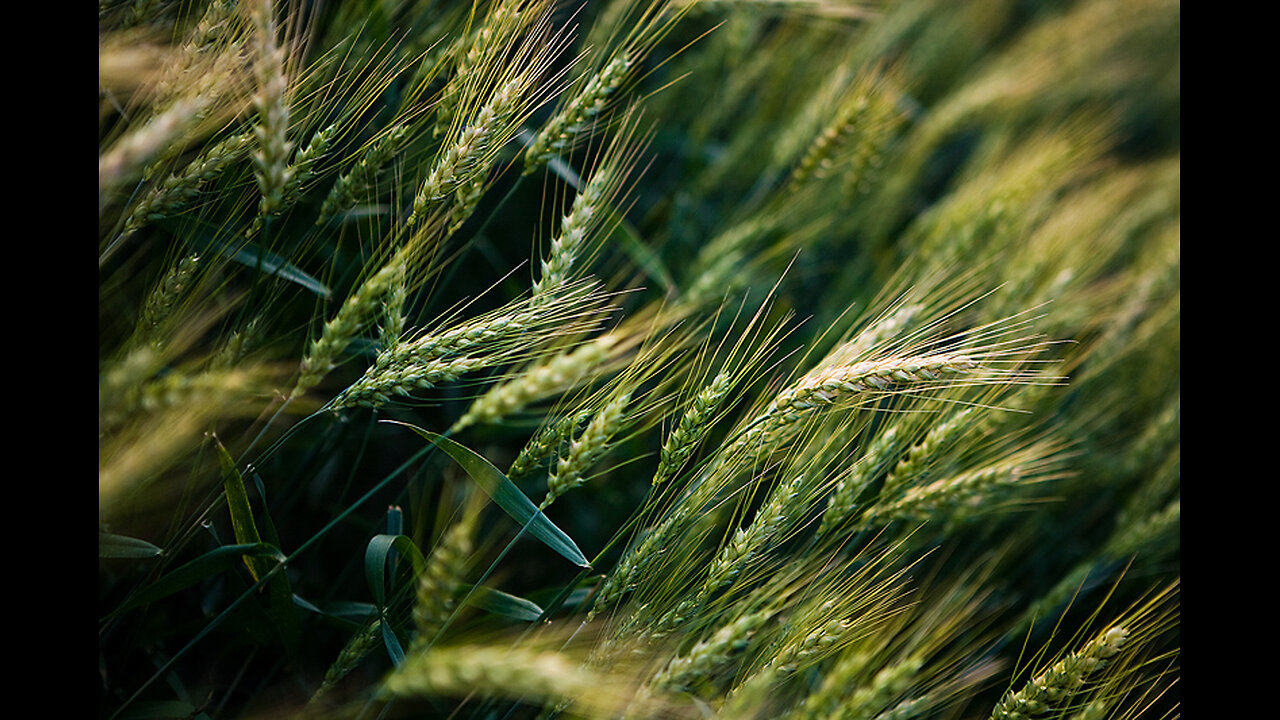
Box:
[98,1,1180,718]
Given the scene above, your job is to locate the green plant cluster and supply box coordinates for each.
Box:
[99,1,1179,719]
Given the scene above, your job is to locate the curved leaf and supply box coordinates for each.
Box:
[365,533,428,607]
[385,422,591,568]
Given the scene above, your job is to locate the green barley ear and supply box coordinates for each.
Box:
[862,437,1069,531]
[247,120,338,235]
[523,53,634,172]
[102,367,264,433]
[99,364,274,515]
[531,110,649,300]
[453,335,619,433]
[429,0,530,140]
[815,424,903,539]
[878,406,978,498]
[649,609,774,695]
[991,626,1130,720]
[125,253,202,353]
[120,131,252,239]
[653,288,793,486]
[791,655,925,720]
[523,0,680,172]
[412,493,485,650]
[679,0,882,20]
[541,391,631,509]
[410,68,520,227]
[726,550,913,713]
[378,262,411,351]
[99,95,213,197]
[676,221,766,313]
[726,352,983,465]
[996,579,1180,720]
[383,638,651,719]
[208,315,264,371]
[454,292,681,435]
[507,409,593,481]
[328,280,612,411]
[665,473,809,627]
[653,369,735,486]
[293,251,412,400]
[310,617,383,704]
[787,64,907,195]
[316,123,410,225]
[725,301,1057,467]
[408,0,569,230]
[246,0,293,221]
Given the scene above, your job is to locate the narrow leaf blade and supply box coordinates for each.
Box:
[99,532,163,559]
[111,543,283,615]
[463,585,545,622]
[217,240,331,298]
[386,422,591,568]
[215,439,264,581]
[215,440,299,655]
[381,620,406,667]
